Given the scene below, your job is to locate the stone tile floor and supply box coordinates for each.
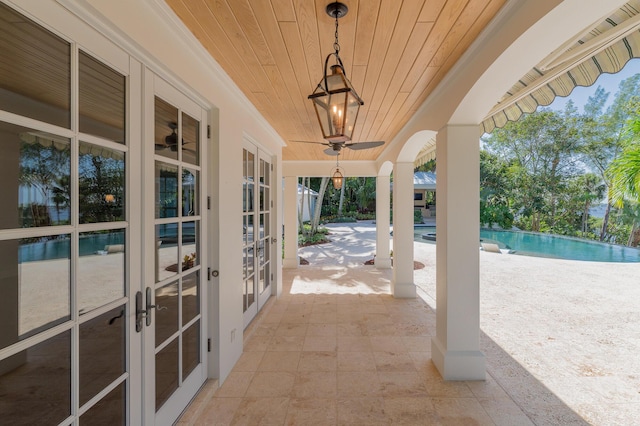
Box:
[178,265,577,425]
[179,222,640,425]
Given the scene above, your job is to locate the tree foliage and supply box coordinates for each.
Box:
[480,73,640,246]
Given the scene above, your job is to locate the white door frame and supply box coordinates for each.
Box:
[141,72,208,426]
[242,140,274,328]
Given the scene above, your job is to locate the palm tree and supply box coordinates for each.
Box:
[608,118,640,246]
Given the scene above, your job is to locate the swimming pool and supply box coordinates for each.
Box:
[413,226,640,262]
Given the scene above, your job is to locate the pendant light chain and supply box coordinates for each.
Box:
[333,13,340,55]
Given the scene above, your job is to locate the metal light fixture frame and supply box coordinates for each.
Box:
[308,2,364,143]
[331,153,344,189]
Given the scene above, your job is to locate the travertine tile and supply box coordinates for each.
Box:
[244,371,295,398]
[280,311,310,324]
[243,335,271,352]
[423,375,475,398]
[337,397,390,425]
[337,336,372,352]
[431,397,495,425]
[369,336,407,353]
[337,351,377,372]
[257,351,300,372]
[378,372,428,397]
[303,335,337,352]
[229,397,289,425]
[266,335,305,352]
[306,323,337,336]
[285,398,337,426]
[402,336,431,352]
[383,397,439,425]
[337,372,382,397]
[214,372,254,398]
[298,351,337,372]
[365,322,399,336]
[311,303,337,313]
[336,322,368,336]
[196,397,242,425]
[232,351,265,372]
[275,322,308,337]
[373,351,416,372]
[292,371,337,399]
[309,311,337,324]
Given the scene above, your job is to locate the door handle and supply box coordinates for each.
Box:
[145,286,168,327]
[135,288,167,330]
[135,291,144,332]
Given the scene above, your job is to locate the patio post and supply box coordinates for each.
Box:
[391,161,417,298]
[375,174,392,269]
[431,124,485,380]
[283,175,299,268]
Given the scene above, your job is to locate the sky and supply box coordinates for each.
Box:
[547,58,640,112]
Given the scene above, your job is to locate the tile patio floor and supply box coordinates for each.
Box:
[178,222,626,425]
[178,266,587,425]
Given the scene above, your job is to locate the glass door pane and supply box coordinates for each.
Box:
[242,147,258,326]
[149,90,205,422]
[0,5,130,422]
[257,154,272,310]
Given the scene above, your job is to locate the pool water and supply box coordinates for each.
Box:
[413,226,640,262]
[19,232,125,263]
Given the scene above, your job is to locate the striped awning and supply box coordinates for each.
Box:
[414,136,436,168]
[482,0,640,134]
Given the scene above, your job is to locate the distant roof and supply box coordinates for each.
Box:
[297,183,318,196]
[414,172,436,190]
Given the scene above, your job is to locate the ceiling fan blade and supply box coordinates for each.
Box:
[323,147,340,156]
[290,140,329,146]
[344,141,385,150]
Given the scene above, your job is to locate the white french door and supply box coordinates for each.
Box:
[242,141,273,327]
[141,74,208,425]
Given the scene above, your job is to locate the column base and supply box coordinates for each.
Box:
[375,257,392,269]
[283,257,298,269]
[391,281,416,298]
[431,337,485,380]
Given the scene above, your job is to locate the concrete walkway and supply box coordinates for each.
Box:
[180,222,640,425]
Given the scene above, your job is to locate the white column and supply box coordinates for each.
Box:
[375,174,392,269]
[391,162,416,298]
[431,124,485,380]
[283,175,299,268]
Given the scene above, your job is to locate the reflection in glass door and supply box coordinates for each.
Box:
[242,144,272,327]
[0,5,129,423]
[147,87,206,424]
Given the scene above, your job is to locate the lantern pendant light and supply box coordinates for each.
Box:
[308,2,363,143]
[331,153,344,189]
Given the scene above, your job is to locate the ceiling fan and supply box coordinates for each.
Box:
[292,140,384,156]
[155,122,196,153]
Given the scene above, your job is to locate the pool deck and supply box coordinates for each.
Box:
[300,222,640,425]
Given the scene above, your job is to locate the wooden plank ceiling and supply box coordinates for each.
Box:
[166,0,506,161]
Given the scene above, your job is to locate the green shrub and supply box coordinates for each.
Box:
[356,212,375,220]
[322,215,357,223]
[299,223,329,235]
[414,209,423,224]
[298,233,330,246]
